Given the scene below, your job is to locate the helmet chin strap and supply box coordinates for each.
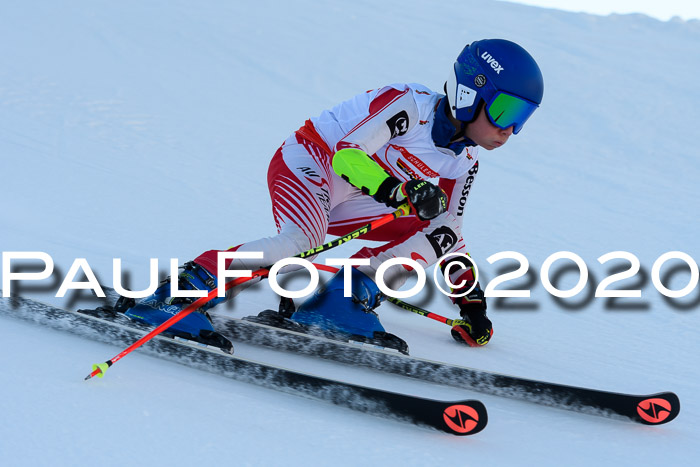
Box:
[449,121,467,143]
[452,100,483,147]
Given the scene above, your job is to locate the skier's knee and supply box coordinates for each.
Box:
[285,230,321,257]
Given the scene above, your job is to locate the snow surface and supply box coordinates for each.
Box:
[1,0,699,465]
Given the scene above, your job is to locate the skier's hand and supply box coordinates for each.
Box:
[451,286,493,347]
[385,179,447,220]
[452,314,492,347]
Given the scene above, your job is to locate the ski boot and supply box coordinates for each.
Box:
[250,267,408,354]
[114,261,233,353]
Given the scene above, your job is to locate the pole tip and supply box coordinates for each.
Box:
[85,362,110,381]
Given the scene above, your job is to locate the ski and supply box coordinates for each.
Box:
[0,295,487,436]
[8,288,680,426]
[210,311,679,426]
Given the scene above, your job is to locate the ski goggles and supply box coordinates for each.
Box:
[484,91,539,134]
[486,91,539,134]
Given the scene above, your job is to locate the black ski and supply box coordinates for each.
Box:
[0,296,487,436]
[209,312,680,426]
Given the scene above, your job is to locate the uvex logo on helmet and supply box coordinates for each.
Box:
[480,51,504,74]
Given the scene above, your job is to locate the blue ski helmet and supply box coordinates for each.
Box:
[445,39,544,134]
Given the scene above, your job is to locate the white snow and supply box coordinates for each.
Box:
[1,0,699,465]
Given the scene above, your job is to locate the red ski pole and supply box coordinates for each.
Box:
[84,272,263,380]
[85,204,410,380]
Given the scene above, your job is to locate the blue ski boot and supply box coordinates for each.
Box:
[115,261,232,352]
[287,267,408,354]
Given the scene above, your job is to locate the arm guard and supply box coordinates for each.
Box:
[332,148,399,202]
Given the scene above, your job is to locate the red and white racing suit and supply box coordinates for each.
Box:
[194,83,480,290]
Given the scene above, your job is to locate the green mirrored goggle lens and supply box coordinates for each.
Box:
[486,92,539,134]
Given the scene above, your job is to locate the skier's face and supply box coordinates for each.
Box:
[465,106,514,151]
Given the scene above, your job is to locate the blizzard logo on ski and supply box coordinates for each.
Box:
[141,298,181,316]
[636,398,673,424]
[481,51,504,74]
[443,404,479,434]
[456,162,479,216]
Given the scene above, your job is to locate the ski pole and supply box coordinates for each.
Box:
[388,296,491,347]
[385,297,469,327]
[85,203,410,380]
[84,273,259,380]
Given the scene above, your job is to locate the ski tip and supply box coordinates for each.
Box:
[441,400,488,436]
[635,392,680,425]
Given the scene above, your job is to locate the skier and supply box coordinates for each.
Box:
[116,39,544,352]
